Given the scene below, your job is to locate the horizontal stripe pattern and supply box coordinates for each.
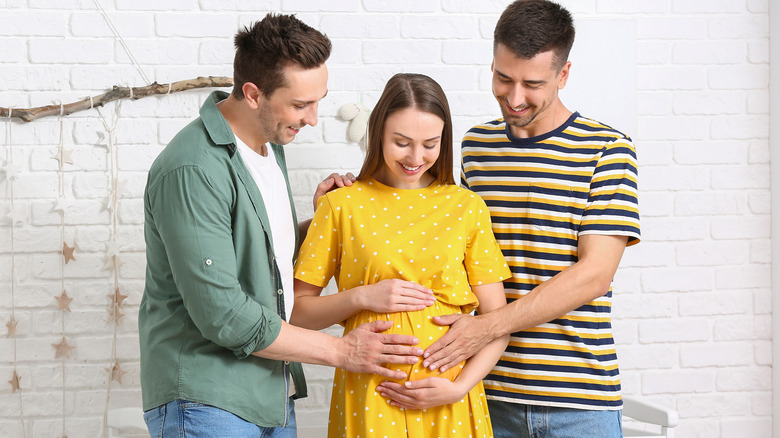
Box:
[461,113,640,410]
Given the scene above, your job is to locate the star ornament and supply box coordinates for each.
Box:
[107,305,125,326]
[55,290,73,312]
[2,161,22,180]
[62,242,76,264]
[8,370,21,393]
[5,316,18,338]
[107,361,128,384]
[6,203,29,225]
[105,240,121,258]
[53,197,75,215]
[103,254,125,271]
[110,286,128,308]
[52,337,76,359]
[52,147,74,167]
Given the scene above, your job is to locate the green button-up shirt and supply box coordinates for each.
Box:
[139,91,307,427]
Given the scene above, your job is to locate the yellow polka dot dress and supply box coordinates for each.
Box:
[295,178,511,438]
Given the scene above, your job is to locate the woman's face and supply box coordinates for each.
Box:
[373,107,444,190]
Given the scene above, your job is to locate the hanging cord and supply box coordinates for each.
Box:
[95,100,123,438]
[92,0,151,84]
[6,109,27,438]
[55,103,68,438]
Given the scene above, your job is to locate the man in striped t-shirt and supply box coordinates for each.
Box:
[412,1,640,437]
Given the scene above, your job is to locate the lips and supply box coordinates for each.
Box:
[400,163,423,174]
[505,102,530,115]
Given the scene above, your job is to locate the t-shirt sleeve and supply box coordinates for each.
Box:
[294,194,340,287]
[580,137,641,246]
[463,194,513,285]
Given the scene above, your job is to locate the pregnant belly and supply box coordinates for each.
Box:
[344,300,467,383]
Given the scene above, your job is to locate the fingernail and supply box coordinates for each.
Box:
[422,361,429,367]
[423,352,430,358]
[404,382,411,388]
[429,364,437,371]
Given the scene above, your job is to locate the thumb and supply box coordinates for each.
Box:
[364,320,393,332]
[432,313,462,326]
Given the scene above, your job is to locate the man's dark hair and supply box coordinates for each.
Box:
[494,0,575,71]
[232,13,332,99]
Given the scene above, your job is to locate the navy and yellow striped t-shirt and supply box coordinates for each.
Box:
[460,112,640,410]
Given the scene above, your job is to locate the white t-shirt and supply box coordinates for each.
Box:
[235,137,296,322]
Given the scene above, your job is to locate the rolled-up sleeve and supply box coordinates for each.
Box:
[147,165,282,358]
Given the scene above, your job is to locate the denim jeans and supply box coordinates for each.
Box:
[487,399,622,438]
[143,399,297,438]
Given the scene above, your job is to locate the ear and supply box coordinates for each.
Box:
[490,59,495,73]
[557,61,571,90]
[242,82,263,109]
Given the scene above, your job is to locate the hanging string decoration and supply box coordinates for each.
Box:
[51,102,75,438]
[4,109,27,437]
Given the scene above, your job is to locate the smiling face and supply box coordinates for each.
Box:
[492,43,570,138]
[255,62,328,145]
[372,107,444,190]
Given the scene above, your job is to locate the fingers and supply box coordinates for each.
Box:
[362,319,393,332]
[431,313,463,326]
[327,172,356,188]
[372,366,408,380]
[380,344,424,362]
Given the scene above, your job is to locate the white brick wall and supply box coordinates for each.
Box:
[0,1,771,437]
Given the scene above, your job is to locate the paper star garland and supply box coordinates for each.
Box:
[103,254,125,271]
[53,197,75,215]
[95,131,109,149]
[2,161,22,180]
[61,242,76,264]
[105,241,121,258]
[52,337,76,359]
[110,287,128,308]
[52,147,74,167]
[55,290,73,312]
[102,196,114,213]
[6,204,28,225]
[8,370,21,393]
[107,361,127,384]
[5,317,18,338]
[107,306,125,326]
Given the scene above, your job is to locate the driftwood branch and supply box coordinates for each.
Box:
[0,76,234,123]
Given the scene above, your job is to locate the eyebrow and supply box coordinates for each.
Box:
[393,132,441,142]
[293,90,329,105]
[495,69,546,85]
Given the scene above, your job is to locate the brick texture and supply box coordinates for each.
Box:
[0,1,771,437]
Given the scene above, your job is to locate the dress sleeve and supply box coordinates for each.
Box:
[463,194,512,286]
[580,137,641,246]
[294,194,341,287]
[147,166,282,359]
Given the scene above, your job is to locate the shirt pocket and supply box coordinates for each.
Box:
[523,183,576,231]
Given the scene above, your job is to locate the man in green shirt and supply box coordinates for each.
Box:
[139,14,423,437]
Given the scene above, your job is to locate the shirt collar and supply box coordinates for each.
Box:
[200,90,237,155]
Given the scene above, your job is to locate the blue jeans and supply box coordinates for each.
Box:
[488,399,622,438]
[143,399,297,438]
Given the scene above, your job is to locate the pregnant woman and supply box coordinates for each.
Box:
[292,73,511,437]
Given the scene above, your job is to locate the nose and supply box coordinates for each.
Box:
[507,84,525,108]
[408,145,424,164]
[302,102,318,127]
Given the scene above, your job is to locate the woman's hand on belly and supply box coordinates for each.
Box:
[376,376,469,410]
[358,279,435,313]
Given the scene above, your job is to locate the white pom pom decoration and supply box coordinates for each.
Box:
[338,102,371,150]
